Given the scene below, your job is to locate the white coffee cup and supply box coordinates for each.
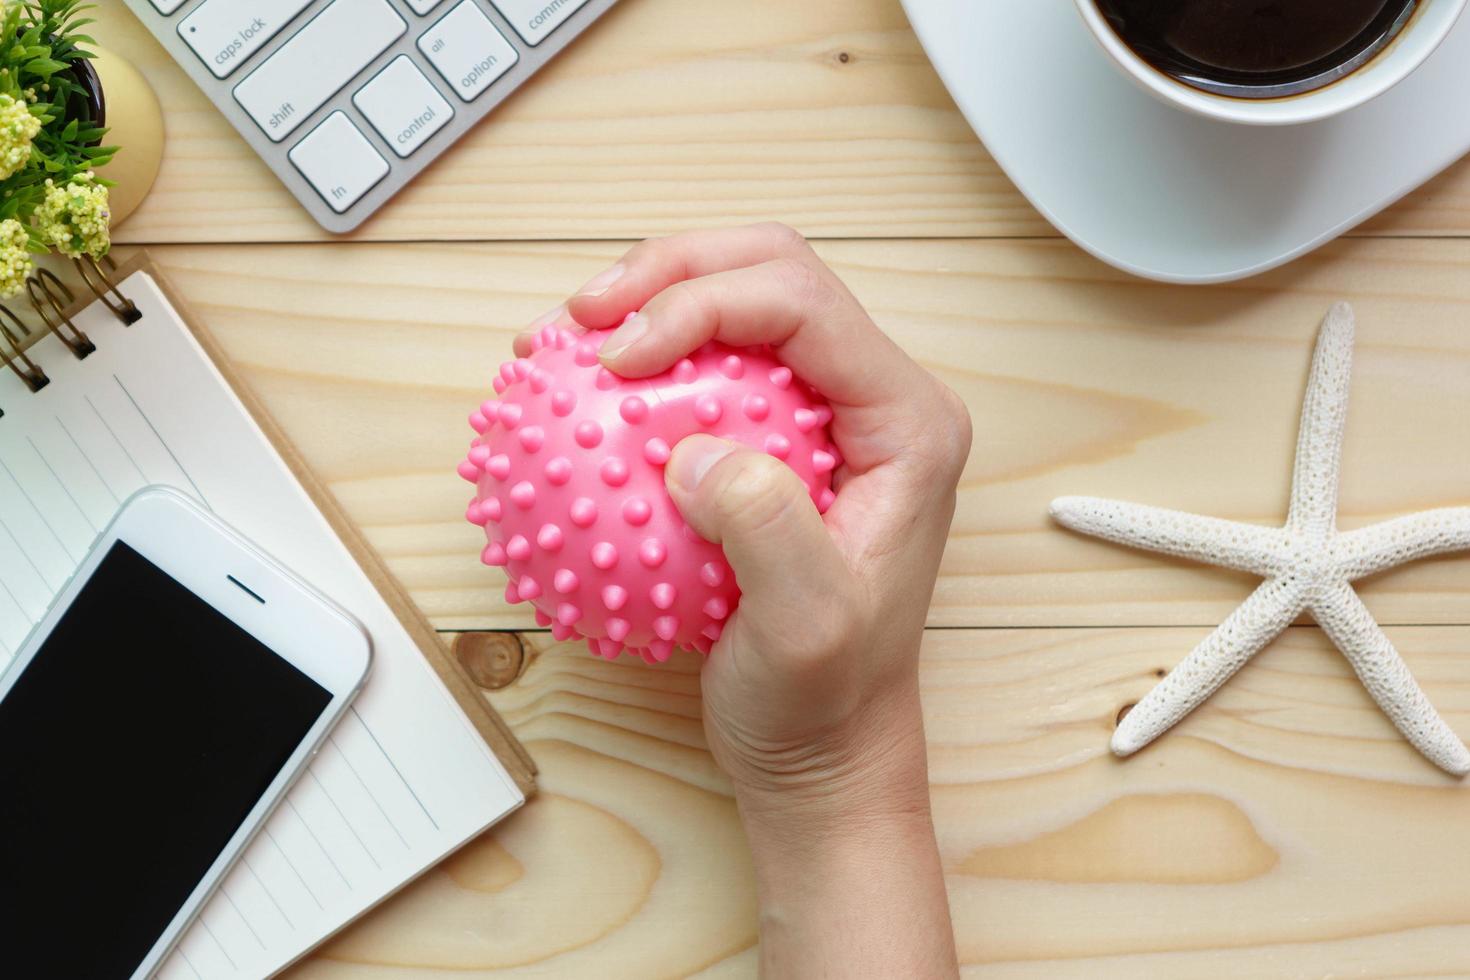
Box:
[1075,0,1469,126]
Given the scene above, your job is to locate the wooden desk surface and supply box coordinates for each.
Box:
[98,0,1470,975]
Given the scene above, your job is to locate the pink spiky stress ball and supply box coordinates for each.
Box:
[459,322,837,665]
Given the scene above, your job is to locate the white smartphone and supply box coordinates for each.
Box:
[0,487,372,979]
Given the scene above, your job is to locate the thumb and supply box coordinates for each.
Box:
[666,434,848,622]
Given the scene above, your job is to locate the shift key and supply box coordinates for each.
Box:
[233,0,406,142]
[179,0,314,79]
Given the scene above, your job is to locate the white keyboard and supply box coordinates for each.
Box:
[125,0,622,232]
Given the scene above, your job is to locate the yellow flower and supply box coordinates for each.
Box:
[0,218,33,298]
[36,175,111,258]
[0,93,39,180]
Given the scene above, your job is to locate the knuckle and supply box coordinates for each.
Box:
[767,256,833,315]
[897,382,972,488]
[753,221,810,254]
[626,234,676,271]
[712,452,801,534]
[934,385,973,473]
[659,278,714,327]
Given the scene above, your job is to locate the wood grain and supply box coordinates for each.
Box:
[96,0,1470,245]
[88,1,1470,973]
[100,0,1005,243]
[283,625,1470,977]
[140,236,1470,631]
[453,631,528,689]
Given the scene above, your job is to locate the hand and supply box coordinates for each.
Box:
[524,223,969,977]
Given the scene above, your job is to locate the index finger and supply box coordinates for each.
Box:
[565,223,816,329]
[595,256,925,414]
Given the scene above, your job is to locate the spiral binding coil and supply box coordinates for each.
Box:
[74,254,141,326]
[0,255,138,418]
[28,269,97,360]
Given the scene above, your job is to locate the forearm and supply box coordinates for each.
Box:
[735,705,959,978]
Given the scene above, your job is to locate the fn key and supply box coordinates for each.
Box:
[288,112,389,213]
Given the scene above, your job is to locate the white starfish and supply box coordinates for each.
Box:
[1051,303,1470,776]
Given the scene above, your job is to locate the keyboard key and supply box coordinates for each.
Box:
[418,1,519,102]
[150,0,187,12]
[353,57,454,158]
[405,0,447,13]
[288,112,389,213]
[233,0,406,142]
[179,0,315,79]
[488,0,591,46]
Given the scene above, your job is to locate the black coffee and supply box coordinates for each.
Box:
[1095,0,1421,97]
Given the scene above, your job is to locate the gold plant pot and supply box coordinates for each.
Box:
[84,44,164,230]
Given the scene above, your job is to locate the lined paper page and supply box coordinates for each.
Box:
[0,271,523,978]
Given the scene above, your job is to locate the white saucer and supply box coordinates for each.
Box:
[901,0,1470,283]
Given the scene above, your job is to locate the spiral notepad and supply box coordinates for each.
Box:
[0,254,532,978]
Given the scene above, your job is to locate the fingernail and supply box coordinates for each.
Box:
[514,305,568,350]
[671,435,734,492]
[576,264,625,297]
[598,312,649,361]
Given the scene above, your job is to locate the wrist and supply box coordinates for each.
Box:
[731,681,934,858]
[738,783,938,895]
[730,703,957,978]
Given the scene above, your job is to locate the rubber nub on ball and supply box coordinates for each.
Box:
[462,325,835,664]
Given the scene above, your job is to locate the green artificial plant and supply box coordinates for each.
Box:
[0,0,116,297]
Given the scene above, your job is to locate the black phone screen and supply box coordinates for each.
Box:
[0,540,332,978]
